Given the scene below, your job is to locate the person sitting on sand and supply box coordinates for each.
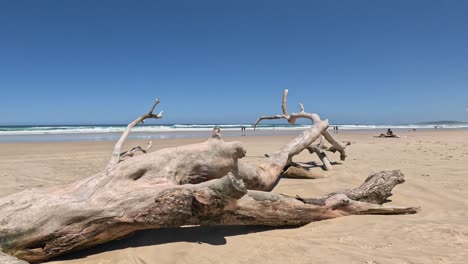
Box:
[378,128,396,137]
[386,128,393,136]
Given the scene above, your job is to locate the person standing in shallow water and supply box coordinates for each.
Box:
[241,126,246,136]
[332,125,339,134]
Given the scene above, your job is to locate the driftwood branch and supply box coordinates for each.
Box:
[306,136,333,171]
[119,141,153,160]
[107,99,162,169]
[235,113,331,190]
[253,89,349,161]
[237,119,329,191]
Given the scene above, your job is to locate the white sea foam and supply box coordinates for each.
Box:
[0,123,467,136]
[0,125,300,135]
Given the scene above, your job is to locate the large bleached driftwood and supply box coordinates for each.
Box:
[0,98,418,263]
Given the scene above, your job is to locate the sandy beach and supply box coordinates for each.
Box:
[0,129,467,264]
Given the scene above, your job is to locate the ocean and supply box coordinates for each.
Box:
[0,123,467,142]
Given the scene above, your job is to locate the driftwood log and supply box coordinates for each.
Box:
[0,96,418,263]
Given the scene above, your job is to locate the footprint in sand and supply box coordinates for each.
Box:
[434,256,449,264]
[447,229,466,246]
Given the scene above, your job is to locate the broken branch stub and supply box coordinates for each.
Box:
[120,141,153,160]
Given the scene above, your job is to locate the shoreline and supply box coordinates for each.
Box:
[1,127,467,143]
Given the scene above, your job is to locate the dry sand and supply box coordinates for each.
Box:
[1,130,467,264]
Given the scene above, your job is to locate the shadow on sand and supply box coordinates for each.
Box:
[52,225,299,261]
[296,161,343,169]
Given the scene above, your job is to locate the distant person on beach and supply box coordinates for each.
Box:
[336,126,339,134]
[378,128,396,137]
[241,126,246,136]
[386,128,393,136]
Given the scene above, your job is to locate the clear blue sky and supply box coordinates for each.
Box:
[1,0,467,125]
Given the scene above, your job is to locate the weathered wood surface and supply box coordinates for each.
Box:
[0,167,417,263]
[0,252,28,264]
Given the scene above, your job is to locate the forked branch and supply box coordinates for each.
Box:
[107,99,163,169]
